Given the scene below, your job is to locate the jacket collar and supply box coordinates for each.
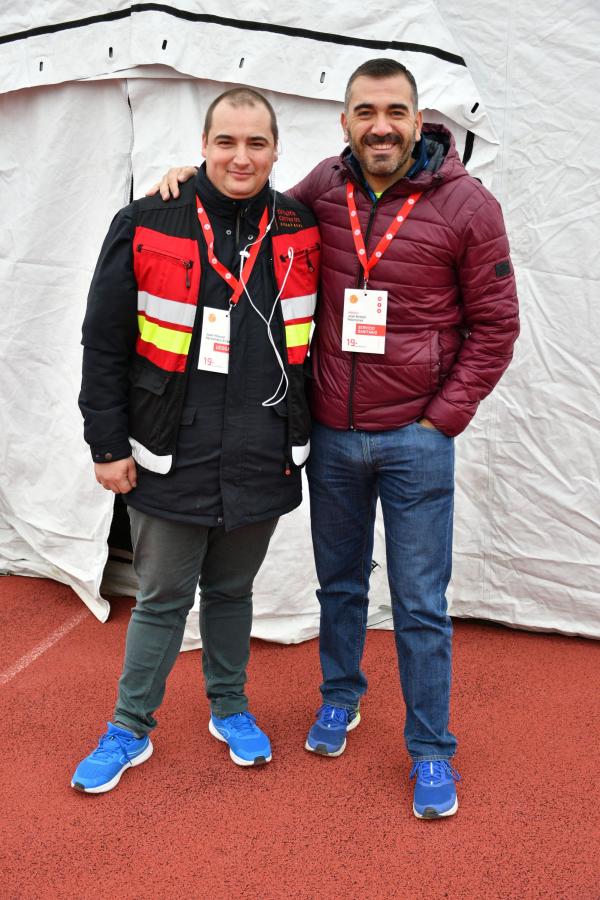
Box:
[194,163,271,227]
[340,123,458,199]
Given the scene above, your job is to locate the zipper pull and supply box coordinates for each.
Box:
[184,260,193,289]
[137,243,143,252]
[284,461,292,476]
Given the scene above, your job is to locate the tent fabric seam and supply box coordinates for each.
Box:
[0,4,467,67]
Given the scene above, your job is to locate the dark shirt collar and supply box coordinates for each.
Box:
[194,163,271,224]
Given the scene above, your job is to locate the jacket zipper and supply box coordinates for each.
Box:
[279,242,321,273]
[348,195,378,430]
[136,243,194,289]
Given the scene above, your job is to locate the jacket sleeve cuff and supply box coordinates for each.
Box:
[90,440,132,464]
[422,396,478,437]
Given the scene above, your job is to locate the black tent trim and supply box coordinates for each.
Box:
[462,130,475,165]
[0,4,467,67]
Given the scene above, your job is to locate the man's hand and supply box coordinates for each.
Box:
[94,457,137,493]
[145,166,198,201]
[418,418,438,430]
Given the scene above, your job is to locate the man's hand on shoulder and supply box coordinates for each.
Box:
[94,457,137,494]
[145,166,198,201]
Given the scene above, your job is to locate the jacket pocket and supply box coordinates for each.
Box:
[133,225,199,304]
[128,359,183,453]
[438,327,463,382]
[272,226,321,301]
[282,242,321,275]
[129,358,171,395]
[136,243,194,290]
[180,406,196,426]
[430,331,442,391]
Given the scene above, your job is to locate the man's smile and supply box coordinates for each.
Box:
[363,134,401,149]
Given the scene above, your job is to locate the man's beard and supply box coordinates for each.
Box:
[349,129,417,178]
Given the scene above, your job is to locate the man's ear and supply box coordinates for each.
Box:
[201,132,208,159]
[341,111,349,143]
[274,143,279,163]
[415,111,423,143]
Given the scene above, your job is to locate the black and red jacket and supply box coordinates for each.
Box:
[80,171,320,528]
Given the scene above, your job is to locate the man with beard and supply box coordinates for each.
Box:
[150,58,519,818]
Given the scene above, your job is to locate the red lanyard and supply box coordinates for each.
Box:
[196,197,270,306]
[346,182,422,286]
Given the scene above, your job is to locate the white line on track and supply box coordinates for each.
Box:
[0,608,88,686]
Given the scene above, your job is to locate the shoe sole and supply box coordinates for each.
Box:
[71,739,154,794]
[413,796,458,819]
[208,719,272,767]
[304,710,361,756]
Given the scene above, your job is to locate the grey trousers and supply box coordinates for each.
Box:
[114,507,278,734]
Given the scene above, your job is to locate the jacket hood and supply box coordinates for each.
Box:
[340,123,467,196]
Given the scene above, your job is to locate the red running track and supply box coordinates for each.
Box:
[1,575,599,899]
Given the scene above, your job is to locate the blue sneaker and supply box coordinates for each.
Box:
[71,723,153,794]
[209,712,272,766]
[410,760,461,818]
[305,704,361,756]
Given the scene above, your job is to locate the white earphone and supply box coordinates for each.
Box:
[238,184,293,407]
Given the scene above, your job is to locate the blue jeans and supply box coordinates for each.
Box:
[307,421,457,761]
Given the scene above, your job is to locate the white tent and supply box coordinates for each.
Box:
[1,1,598,642]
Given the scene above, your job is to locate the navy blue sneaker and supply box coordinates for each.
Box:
[209,712,272,766]
[305,704,361,756]
[71,723,153,794]
[410,760,461,818]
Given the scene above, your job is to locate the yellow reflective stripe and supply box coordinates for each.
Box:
[138,315,192,355]
[284,321,311,348]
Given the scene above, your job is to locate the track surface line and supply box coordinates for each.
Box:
[3,578,600,899]
[0,607,88,685]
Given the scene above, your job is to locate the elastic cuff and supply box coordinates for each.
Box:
[319,699,360,713]
[211,703,249,719]
[91,450,132,464]
[91,440,132,463]
[410,754,453,763]
[112,718,147,738]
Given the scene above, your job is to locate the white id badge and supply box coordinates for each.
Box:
[341,288,388,354]
[198,307,230,374]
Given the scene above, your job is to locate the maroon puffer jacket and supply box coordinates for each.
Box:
[288,125,519,436]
